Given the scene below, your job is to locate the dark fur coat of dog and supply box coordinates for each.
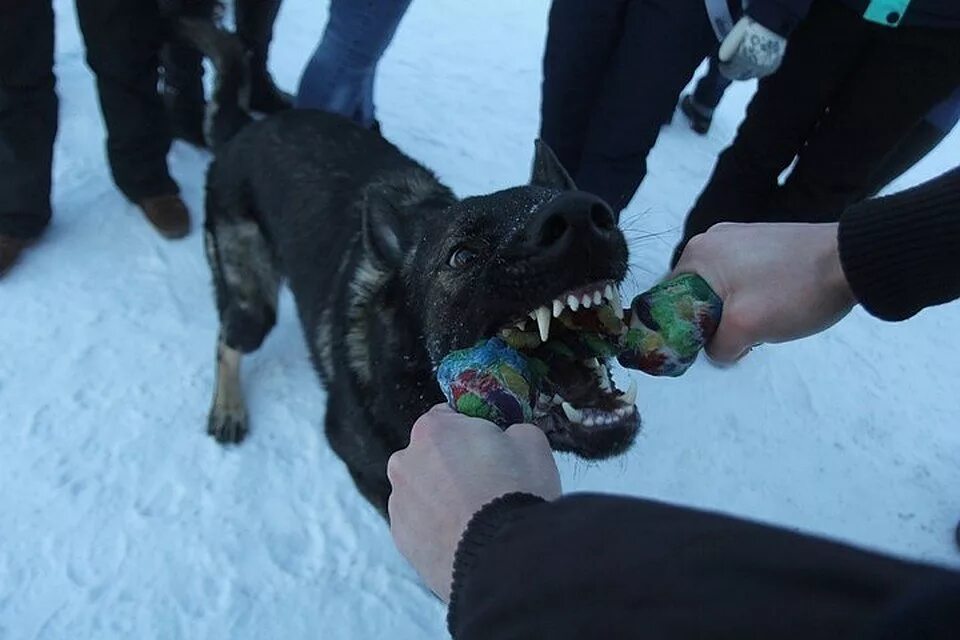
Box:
[190,23,638,517]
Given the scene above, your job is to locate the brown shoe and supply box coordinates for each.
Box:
[0,235,33,278]
[138,194,191,239]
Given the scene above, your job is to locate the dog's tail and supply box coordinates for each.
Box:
[173,16,253,151]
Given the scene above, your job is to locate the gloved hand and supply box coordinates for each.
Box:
[717,16,787,81]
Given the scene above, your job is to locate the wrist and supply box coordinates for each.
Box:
[820,223,855,307]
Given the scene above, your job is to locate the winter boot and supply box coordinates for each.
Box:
[138,194,191,239]
[679,94,714,135]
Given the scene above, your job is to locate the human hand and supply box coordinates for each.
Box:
[718,16,787,81]
[671,222,856,362]
[387,404,561,601]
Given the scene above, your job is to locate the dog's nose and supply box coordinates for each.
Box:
[527,191,617,254]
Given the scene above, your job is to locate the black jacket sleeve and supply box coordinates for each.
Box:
[839,167,960,322]
[447,493,960,640]
[745,0,815,36]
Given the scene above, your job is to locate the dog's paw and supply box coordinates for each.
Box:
[207,408,248,444]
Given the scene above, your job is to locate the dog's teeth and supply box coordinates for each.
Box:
[581,294,592,309]
[585,357,600,369]
[611,288,623,318]
[553,299,564,318]
[561,402,583,423]
[553,394,563,405]
[593,290,603,306]
[529,310,538,321]
[514,320,527,331]
[604,284,614,300]
[583,416,596,427]
[622,380,637,406]
[567,295,580,312]
[535,306,551,342]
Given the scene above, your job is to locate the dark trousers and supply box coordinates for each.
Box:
[540,0,717,216]
[676,0,960,258]
[0,1,176,238]
[0,1,57,238]
[692,53,732,111]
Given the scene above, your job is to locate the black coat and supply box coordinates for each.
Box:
[743,0,960,36]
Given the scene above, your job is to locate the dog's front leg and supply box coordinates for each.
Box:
[208,335,248,443]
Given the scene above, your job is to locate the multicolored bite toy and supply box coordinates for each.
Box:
[436,336,539,427]
[437,274,723,427]
[617,273,723,378]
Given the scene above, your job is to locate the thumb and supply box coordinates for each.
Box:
[703,306,754,364]
[718,17,748,62]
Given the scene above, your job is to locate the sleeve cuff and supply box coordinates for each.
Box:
[838,168,960,321]
[447,492,546,634]
[745,2,805,37]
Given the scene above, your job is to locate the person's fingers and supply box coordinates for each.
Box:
[703,309,754,363]
[505,422,551,449]
[718,18,746,62]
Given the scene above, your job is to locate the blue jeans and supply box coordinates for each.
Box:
[295,0,412,127]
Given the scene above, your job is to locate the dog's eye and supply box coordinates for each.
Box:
[448,246,478,268]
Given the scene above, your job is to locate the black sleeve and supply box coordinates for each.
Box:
[447,493,960,640]
[839,167,960,322]
[744,0,815,36]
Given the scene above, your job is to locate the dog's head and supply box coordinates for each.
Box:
[361,141,637,459]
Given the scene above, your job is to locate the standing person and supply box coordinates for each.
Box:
[160,0,292,148]
[1,0,190,277]
[538,0,810,217]
[673,0,960,263]
[678,53,732,135]
[387,167,960,639]
[294,0,413,130]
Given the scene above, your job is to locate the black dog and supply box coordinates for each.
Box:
[190,26,641,517]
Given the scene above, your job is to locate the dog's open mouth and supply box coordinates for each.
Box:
[492,280,639,458]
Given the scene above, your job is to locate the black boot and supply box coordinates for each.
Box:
[160,42,208,147]
[679,94,714,136]
[235,0,292,114]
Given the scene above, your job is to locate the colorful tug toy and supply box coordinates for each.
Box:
[437,274,723,428]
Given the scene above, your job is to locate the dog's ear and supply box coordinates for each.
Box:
[362,182,408,269]
[530,139,577,191]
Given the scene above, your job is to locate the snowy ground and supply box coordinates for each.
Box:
[2,1,958,638]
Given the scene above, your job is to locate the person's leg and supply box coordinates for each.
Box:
[539,0,630,181]
[234,0,291,113]
[776,27,960,219]
[0,0,57,242]
[75,0,177,203]
[573,0,718,215]
[295,0,412,128]
[860,120,949,199]
[692,52,731,110]
[673,0,868,263]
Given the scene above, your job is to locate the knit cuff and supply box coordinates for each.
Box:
[447,492,546,634]
[838,169,960,322]
[745,1,807,37]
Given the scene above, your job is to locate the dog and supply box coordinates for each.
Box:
[185,22,641,517]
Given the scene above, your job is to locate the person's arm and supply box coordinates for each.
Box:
[671,167,960,361]
[448,493,960,640]
[839,166,960,321]
[744,0,815,38]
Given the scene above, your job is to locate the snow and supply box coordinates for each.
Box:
[1,0,958,637]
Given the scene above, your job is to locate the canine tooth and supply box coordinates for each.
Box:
[622,380,638,405]
[611,288,624,319]
[553,299,564,318]
[535,306,551,342]
[604,284,614,300]
[561,402,583,423]
[581,294,592,308]
[593,290,603,305]
[567,295,580,312]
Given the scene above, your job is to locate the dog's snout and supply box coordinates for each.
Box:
[528,192,617,253]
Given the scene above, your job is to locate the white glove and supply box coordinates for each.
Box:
[718,16,787,81]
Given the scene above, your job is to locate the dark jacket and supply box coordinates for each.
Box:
[742,0,960,37]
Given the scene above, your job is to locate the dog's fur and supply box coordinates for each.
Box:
[190,23,632,516]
